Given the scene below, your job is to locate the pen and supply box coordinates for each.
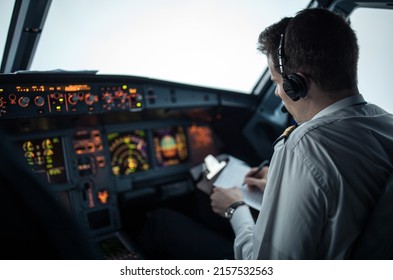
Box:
[242,160,270,186]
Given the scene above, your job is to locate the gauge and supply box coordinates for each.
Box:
[19,137,67,184]
[152,125,188,167]
[107,130,150,176]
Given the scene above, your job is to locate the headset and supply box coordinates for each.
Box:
[277,33,308,101]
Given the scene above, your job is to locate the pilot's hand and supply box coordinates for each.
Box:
[244,166,269,192]
[210,187,243,217]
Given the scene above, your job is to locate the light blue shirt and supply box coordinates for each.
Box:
[230,95,393,259]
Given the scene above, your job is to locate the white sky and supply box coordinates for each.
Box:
[1,1,392,112]
[28,0,308,93]
[0,0,14,61]
[350,8,393,113]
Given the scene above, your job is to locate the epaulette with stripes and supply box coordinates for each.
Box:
[272,124,298,147]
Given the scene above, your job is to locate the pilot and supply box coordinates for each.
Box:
[211,8,393,259]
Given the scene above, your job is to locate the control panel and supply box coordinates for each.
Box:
[0,73,228,259]
[0,72,242,122]
[0,82,144,119]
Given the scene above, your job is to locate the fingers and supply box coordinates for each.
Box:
[260,166,269,177]
[245,167,259,177]
[244,166,269,191]
[245,166,269,178]
[245,177,267,192]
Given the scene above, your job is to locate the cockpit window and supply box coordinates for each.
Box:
[350,7,393,113]
[29,0,309,93]
[0,0,15,62]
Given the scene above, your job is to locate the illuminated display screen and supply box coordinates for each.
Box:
[153,125,188,167]
[188,124,219,164]
[20,137,68,184]
[107,130,150,176]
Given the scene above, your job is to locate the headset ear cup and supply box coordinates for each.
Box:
[282,76,299,101]
[283,73,308,101]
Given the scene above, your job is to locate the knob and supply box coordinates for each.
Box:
[103,95,112,104]
[119,95,127,104]
[18,96,30,107]
[68,94,79,105]
[85,94,95,105]
[34,96,45,107]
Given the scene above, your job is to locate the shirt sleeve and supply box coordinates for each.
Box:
[228,132,330,259]
[229,205,255,259]
[255,142,329,259]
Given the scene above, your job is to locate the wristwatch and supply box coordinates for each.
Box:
[224,201,246,220]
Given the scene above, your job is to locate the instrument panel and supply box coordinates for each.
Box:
[10,121,219,242]
[0,82,144,119]
[0,72,234,120]
[0,73,240,258]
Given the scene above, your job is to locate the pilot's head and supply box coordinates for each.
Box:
[257,8,359,123]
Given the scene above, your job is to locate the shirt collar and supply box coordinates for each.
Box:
[312,94,366,120]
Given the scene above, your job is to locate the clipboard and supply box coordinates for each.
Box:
[189,154,229,195]
[190,154,264,210]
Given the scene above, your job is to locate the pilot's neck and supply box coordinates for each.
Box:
[295,87,360,124]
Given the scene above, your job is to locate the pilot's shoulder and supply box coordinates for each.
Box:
[273,125,298,147]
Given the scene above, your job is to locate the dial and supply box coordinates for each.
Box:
[107,130,150,176]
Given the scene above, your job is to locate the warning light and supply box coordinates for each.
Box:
[130,88,137,94]
[122,85,127,90]
[98,190,109,204]
[59,98,64,102]
[136,102,142,107]
[56,105,61,110]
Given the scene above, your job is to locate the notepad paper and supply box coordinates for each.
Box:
[213,156,263,210]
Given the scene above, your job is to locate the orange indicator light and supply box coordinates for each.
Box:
[98,190,109,204]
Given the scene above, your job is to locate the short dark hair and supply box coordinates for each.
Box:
[257,8,359,92]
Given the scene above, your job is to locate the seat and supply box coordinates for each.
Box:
[350,172,393,259]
